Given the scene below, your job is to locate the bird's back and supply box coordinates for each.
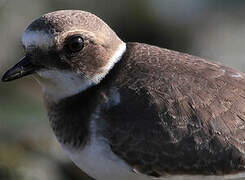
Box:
[98,42,245,178]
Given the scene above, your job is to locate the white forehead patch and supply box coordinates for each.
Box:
[22,30,55,49]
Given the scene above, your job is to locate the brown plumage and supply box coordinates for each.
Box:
[2,10,245,179]
[99,42,245,176]
[46,42,245,177]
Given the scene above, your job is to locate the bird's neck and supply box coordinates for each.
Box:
[45,83,102,148]
[43,43,128,148]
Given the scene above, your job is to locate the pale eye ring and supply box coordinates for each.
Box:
[65,35,84,53]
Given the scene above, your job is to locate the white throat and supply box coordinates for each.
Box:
[34,70,94,102]
[34,43,126,102]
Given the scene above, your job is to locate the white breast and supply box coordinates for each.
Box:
[60,119,150,180]
[60,135,245,180]
[59,128,245,180]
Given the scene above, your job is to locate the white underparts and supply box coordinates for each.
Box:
[61,106,149,180]
[22,30,55,49]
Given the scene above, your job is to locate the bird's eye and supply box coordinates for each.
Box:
[65,35,84,53]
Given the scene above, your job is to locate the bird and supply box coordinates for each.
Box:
[2,10,245,180]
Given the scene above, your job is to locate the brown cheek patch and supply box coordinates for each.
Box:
[69,44,113,77]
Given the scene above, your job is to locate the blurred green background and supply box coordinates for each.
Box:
[1,0,245,180]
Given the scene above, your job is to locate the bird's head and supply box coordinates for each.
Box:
[2,10,126,101]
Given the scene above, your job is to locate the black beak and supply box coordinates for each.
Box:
[1,56,36,82]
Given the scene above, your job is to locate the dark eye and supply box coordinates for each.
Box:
[65,35,84,53]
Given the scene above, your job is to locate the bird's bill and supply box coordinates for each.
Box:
[1,56,36,82]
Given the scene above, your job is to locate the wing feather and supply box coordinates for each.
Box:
[100,43,245,177]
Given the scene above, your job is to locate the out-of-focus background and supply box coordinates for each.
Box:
[1,1,245,180]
